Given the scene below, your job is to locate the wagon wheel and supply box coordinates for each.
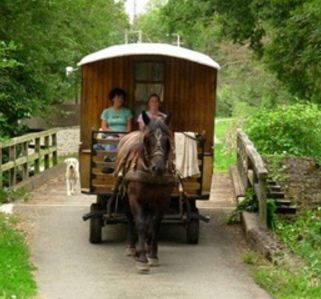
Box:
[89,203,103,244]
[96,195,107,210]
[186,208,200,244]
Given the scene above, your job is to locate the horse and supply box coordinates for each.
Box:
[114,111,176,273]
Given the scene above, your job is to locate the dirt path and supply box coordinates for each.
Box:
[15,173,271,299]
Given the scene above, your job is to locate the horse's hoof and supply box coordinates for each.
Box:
[125,247,136,257]
[136,262,150,274]
[148,257,159,267]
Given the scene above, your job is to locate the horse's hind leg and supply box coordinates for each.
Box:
[125,208,136,257]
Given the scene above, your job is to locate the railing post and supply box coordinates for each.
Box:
[52,132,58,166]
[35,137,40,174]
[236,129,269,229]
[9,145,16,186]
[22,141,29,180]
[44,135,50,170]
[258,176,267,228]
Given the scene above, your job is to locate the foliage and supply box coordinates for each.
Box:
[266,199,276,230]
[139,2,293,117]
[0,213,36,299]
[216,43,291,117]
[0,0,129,137]
[243,250,260,265]
[214,143,236,172]
[0,188,30,204]
[276,209,321,278]
[251,209,321,298]
[214,118,236,172]
[136,2,168,43]
[253,263,321,299]
[244,103,321,163]
[227,188,257,224]
[208,0,321,102]
[265,1,321,102]
[0,41,29,137]
[147,0,321,103]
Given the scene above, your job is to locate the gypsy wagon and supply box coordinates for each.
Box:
[78,43,220,244]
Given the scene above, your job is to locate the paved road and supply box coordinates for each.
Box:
[15,174,272,299]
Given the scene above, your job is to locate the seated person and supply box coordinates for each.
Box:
[137,93,167,130]
[101,87,132,133]
[95,88,132,159]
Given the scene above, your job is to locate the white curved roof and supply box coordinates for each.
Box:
[78,43,220,69]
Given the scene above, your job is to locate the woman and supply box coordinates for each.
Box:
[137,93,166,130]
[100,87,132,133]
[96,88,132,162]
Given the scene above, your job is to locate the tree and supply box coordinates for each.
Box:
[265,1,321,101]
[152,0,321,102]
[0,0,129,137]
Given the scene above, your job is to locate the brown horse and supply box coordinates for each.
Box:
[114,111,176,273]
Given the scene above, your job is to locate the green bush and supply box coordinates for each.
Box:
[244,103,321,163]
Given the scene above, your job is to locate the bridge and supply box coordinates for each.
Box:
[0,128,279,299]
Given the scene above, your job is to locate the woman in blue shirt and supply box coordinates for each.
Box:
[96,88,133,163]
[100,88,132,132]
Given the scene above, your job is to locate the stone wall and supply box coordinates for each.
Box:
[57,126,80,156]
[266,156,321,209]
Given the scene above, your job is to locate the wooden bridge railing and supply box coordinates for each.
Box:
[236,129,268,228]
[0,129,58,188]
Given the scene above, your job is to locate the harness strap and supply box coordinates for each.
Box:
[124,170,177,185]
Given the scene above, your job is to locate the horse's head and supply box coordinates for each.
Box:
[141,111,172,176]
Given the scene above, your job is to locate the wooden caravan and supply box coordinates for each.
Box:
[78,43,220,194]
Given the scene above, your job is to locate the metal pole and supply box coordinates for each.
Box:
[124,29,128,44]
[172,33,181,47]
[133,0,137,27]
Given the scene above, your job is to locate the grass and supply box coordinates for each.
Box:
[253,263,321,299]
[0,213,36,299]
[214,117,237,172]
[244,209,321,299]
[215,117,237,140]
[0,188,30,204]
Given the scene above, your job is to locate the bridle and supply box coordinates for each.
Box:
[142,127,169,171]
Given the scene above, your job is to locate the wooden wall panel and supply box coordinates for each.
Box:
[80,55,217,189]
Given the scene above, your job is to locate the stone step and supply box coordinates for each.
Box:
[276,205,297,214]
[267,191,285,199]
[275,199,292,206]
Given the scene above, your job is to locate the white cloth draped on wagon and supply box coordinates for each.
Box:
[174,132,200,178]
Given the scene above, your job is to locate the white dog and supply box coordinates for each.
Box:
[64,158,79,196]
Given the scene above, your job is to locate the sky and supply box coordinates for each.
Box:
[124,0,149,22]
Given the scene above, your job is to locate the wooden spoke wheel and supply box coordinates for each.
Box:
[89,203,103,244]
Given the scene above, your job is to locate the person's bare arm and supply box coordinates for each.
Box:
[100,120,111,131]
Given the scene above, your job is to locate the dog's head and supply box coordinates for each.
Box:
[64,158,79,171]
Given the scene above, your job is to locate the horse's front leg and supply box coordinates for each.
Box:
[148,212,163,267]
[130,198,150,273]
